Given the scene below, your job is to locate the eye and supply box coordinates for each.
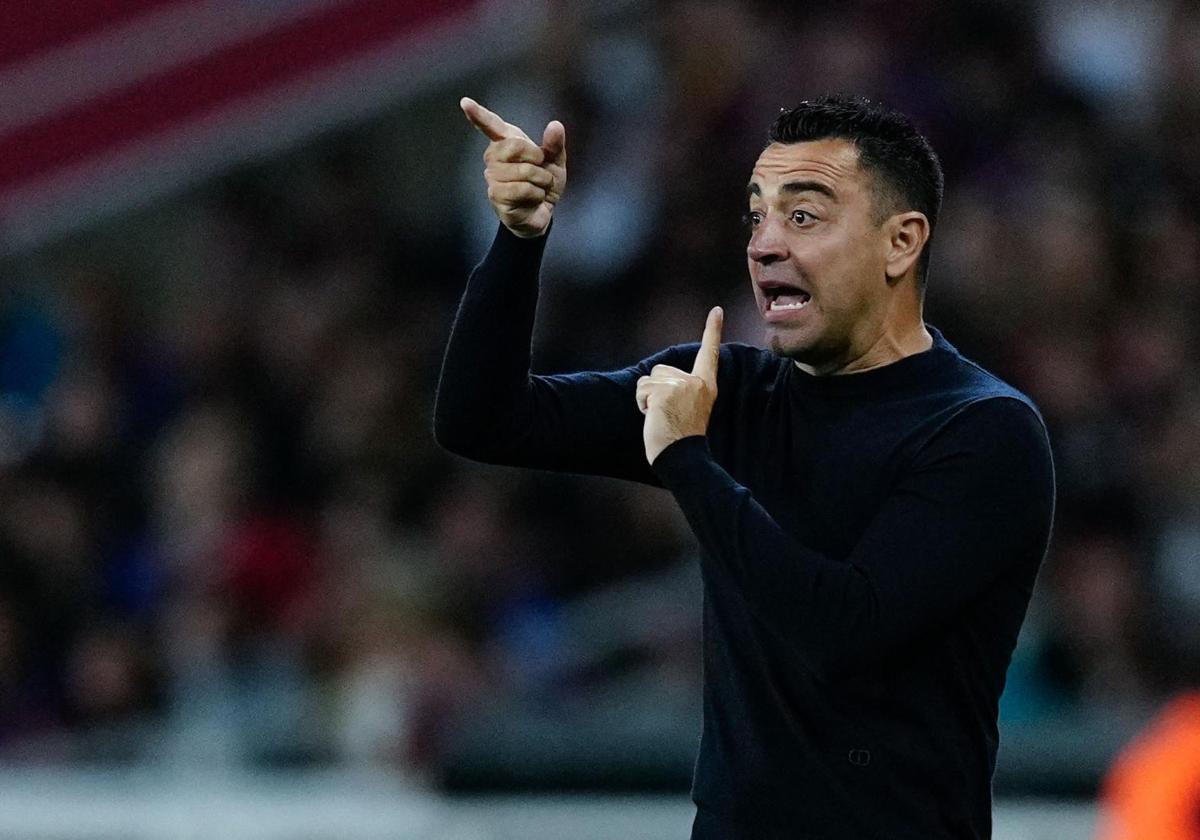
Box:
[742,210,763,228]
[790,209,813,225]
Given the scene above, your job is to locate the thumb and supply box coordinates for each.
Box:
[691,306,723,385]
[541,120,566,166]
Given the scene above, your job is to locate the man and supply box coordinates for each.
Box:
[435,94,1055,839]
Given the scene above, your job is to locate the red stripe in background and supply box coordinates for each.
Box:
[0,0,479,193]
[0,0,187,67]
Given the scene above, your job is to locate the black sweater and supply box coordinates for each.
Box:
[434,225,1056,839]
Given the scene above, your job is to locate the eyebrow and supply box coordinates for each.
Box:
[746,180,837,200]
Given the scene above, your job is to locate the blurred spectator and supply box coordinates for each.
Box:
[0,0,1197,790]
[1098,691,1200,840]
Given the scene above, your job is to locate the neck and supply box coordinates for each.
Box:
[795,315,932,376]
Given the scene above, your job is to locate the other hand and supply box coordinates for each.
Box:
[637,307,723,465]
[460,96,566,238]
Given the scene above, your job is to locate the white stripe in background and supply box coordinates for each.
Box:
[0,0,344,135]
[0,0,547,254]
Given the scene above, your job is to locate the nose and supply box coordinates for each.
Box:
[747,216,787,265]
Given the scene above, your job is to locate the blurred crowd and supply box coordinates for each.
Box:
[1,0,1199,786]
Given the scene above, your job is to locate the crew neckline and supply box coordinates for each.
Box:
[784,325,956,397]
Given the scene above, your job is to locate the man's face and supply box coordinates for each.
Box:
[746,139,894,370]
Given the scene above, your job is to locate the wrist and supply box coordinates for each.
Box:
[500,216,553,240]
[650,434,708,467]
[505,225,548,239]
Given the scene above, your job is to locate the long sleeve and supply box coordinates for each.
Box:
[651,396,1055,681]
[434,223,693,484]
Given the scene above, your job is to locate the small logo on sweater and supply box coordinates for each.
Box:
[848,748,872,767]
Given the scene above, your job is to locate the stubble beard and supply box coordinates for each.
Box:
[768,324,845,370]
[767,326,813,361]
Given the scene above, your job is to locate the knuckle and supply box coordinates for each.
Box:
[508,142,537,162]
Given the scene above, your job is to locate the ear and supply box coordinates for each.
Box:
[883,211,930,282]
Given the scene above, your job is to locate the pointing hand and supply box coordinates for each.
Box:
[636,307,723,465]
[460,96,566,238]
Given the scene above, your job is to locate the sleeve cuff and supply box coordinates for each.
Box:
[651,435,737,497]
[485,221,551,264]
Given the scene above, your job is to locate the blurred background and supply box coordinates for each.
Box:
[2,0,1199,837]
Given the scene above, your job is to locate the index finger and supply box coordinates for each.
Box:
[691,306,723,385]
[460,96,522,142]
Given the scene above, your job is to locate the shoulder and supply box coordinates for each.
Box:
[720,342,783,384]
[915,337,1053,464]
[941,394,1050,453]
[644,341,783,384]
[928,333,1047,433]
[920,370,1054,487]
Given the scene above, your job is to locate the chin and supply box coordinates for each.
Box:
[767,329,812,360]
[767,328,840,367]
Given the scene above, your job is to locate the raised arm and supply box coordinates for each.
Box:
[649,397,1055,681]
[434,99,690,484]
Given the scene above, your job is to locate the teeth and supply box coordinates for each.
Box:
[770,299,809,310]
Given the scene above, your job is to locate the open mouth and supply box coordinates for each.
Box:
[760,282,812,313]
[768,291,811,311]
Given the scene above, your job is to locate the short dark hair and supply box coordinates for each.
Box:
[768,95,944,287]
